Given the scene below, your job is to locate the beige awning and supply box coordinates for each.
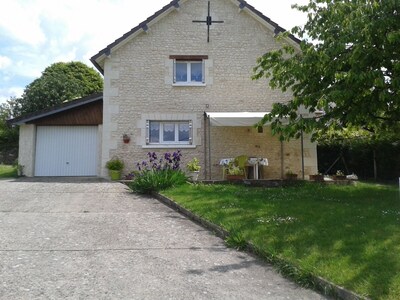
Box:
[206,112,270,127]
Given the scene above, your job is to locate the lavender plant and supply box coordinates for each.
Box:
[128,150,187,194]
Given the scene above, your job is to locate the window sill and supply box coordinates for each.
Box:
[172,83,206,87]
[143,144,197,149]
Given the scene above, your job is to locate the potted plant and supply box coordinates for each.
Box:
[285,170,298,180]
[106,158,124,181]
[309,173,324,182]
[226,163,245,181]
[122,134,130,144]
[333,170,346,180]
[186,157,201,181]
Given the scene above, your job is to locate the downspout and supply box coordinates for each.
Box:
[208,115,212,180]
[203,112,208,180]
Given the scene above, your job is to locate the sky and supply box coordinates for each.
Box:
[0,0,308,104]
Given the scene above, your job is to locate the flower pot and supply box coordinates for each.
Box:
[122,134,130,144]
[285,174,298,180]
[309,174,324,182]
[226,174,245,181]
[188,171,200,182]
[109,170,121,181]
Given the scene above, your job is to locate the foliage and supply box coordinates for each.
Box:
[164,182,400,299]
[129,168,187,194]
[0,100,19,164]
[186,157,201,172]
[128,150,187,194]
[316,125,400,147]
[0,164,17,178]
[226,162,244,175]
[13,62,103,117]
[253,0,400,140]
[105,158,124,171]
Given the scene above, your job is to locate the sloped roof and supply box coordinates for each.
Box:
[8,92,103,125]
[90,0,301,74]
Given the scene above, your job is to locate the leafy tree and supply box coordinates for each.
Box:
[14,61,103,116]
[0,99,19,164]
[253,0,400,141]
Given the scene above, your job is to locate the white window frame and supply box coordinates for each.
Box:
[146,120,193,145]
[173,60,205,85]
[170,55,208,87]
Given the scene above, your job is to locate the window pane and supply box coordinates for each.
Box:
[163,123,175,142]
[191,62,202,82]
[176,62,187,82]
[149,122,160,143]
[179,123,190,142]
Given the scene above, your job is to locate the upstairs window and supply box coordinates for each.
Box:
[175,61,203,83]
[170,55,208,85]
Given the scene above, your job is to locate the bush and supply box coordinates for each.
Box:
[106,158,124,171]
[128,150,188,194]
[128,169,187,194]
[186,157,201,172]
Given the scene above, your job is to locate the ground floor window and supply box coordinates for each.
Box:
[146,120,192,145]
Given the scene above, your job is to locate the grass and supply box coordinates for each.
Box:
[163,182,400,300]
[0,164,17,178]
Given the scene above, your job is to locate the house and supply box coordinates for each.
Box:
[11,0,318,179]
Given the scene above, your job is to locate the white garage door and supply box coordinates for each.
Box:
[35,126,98,176]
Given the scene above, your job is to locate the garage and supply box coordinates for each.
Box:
[9,93,103,177]
[35,126,98,176]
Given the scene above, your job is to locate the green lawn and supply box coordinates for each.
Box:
[0,164,17,178]
[163,182,400,300]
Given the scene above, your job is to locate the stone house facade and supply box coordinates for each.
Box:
[92,0,317,179]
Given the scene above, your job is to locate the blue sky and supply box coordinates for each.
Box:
[0,0,307,104]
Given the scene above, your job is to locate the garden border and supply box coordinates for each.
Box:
[154,192,369,300]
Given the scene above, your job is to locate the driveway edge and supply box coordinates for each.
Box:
[154,192,369,300]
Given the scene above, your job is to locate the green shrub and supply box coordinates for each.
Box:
[128,150,187,194]
[186,157,201,172]
[106,158,124,171]
[128,169,187,194]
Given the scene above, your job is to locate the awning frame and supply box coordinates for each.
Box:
[205,112,270,127]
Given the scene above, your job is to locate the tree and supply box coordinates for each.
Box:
[253,0,400,141]
[14,61,103,117]
[0,99,19,164]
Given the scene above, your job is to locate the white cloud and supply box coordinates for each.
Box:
[53,48,78,63]
[0,1,46,47]
[0,86,24,103]
[0,56,12,69]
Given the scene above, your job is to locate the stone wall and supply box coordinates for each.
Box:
[18,124,36,177]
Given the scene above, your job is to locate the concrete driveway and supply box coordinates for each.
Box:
[0,178,327,299]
